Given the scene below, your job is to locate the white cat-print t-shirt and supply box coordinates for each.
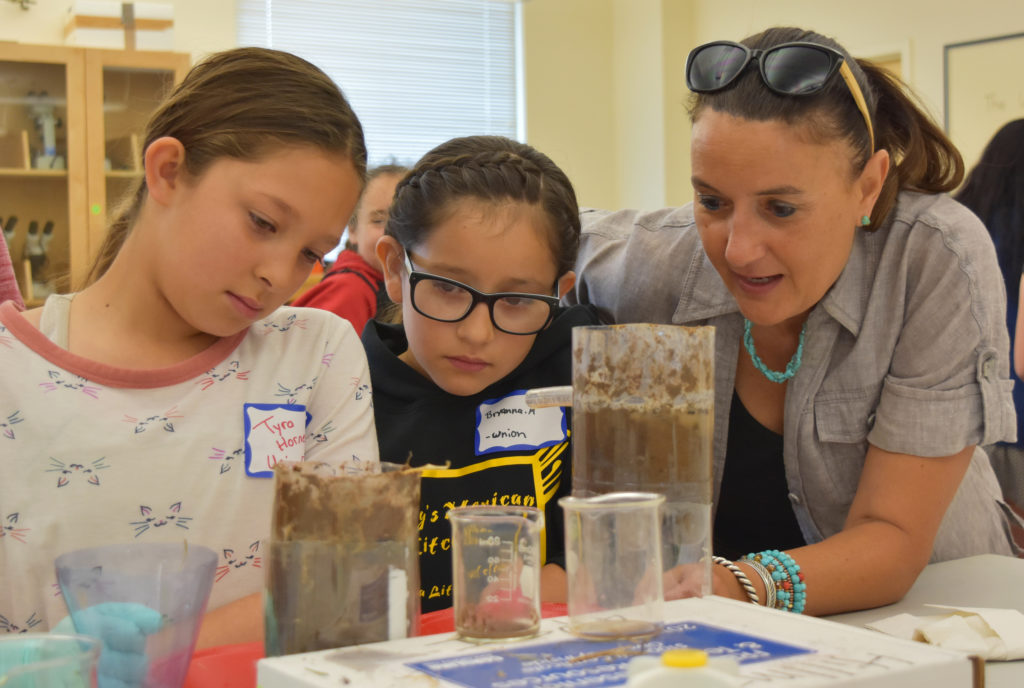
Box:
[0,297,379,632]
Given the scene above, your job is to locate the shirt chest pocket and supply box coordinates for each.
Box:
[814,392,877,444]
[813,392,878,496]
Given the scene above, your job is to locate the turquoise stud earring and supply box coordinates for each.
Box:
[860,215,871,227]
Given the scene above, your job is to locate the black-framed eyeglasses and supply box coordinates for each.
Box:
[685,40,875,152]
[403,251,560,335]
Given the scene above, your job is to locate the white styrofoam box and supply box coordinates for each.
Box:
[132,2,174,51]
[64,1,174,51]
[67,0,121,20]
[256,596,979,688]
[64,0,123,49]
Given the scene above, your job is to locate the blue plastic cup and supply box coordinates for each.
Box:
[55,542,217,688]
[0,633,100,687]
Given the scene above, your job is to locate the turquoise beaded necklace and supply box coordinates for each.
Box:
[743,318,807,384]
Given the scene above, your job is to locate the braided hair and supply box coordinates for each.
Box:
[386,136,580,276]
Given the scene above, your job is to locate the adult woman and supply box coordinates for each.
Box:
[568,27,1018,616]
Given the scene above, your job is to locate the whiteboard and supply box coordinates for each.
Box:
[944,32,1024,170]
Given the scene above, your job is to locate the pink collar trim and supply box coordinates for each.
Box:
[0,300,249,389]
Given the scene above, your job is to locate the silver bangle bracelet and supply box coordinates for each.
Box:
[712,555,759,605]
[744,556,777,609]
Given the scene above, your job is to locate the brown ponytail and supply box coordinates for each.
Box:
[862,60,964,227]
[85,183,146,287]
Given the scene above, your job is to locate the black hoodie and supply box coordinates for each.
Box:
[362,305,602,612]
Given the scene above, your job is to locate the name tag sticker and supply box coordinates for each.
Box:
[475,390,567,456]
[243,403,311,477]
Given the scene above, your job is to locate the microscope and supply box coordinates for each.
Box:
[27,91,65,170]
[24,220,54,298]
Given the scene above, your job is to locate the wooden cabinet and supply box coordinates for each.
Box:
[0,43,189,305]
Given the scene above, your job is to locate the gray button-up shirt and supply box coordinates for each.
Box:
[568,191,1016,559]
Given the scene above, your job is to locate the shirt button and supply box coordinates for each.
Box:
[982,358,996,380]
[788,493,801,505]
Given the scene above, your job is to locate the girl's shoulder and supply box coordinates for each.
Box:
[16,305,41,328]
[557,303,605,327]
[254,305,359,340]
[234,306,364,367]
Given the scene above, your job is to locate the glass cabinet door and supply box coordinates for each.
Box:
[84,50,190,281]
[0,45,86,305]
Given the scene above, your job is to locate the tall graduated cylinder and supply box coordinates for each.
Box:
[572,324,715,593]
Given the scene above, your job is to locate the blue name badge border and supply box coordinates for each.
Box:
[474,389,568,456]
[407,621,813,688]
[242,402,311,478]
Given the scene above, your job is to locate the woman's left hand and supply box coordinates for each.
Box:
[663,561,759,603]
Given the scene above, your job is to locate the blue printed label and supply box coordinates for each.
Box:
[408,621,813,688]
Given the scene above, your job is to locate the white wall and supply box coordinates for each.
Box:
[4,0,1023,209]
[611,0,666,210]
[520,0,617,209]
[689,0,1024,173]
[523,0,1024,208]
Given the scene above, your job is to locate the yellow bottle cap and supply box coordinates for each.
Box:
[661,649,708,668]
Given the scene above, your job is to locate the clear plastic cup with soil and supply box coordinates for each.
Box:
[264,461,424,656]
[572,324,715,592]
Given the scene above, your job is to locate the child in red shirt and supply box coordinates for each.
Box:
[292,164,407,334]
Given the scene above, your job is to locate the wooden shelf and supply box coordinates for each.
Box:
[0,168,68,177]
[2,43,190,292]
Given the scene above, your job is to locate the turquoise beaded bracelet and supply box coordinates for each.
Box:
[743,549,806,614]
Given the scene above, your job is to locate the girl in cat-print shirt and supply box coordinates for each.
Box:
[0,47,379,650]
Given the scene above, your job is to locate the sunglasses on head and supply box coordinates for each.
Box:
[685,40,875,153]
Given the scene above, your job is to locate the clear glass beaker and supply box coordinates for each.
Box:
[0,633,99,688]
[572,324,714,593]
[448,505,544,642]
[264,462,422,656]
[560,492,665,640]
[55,542,217,688]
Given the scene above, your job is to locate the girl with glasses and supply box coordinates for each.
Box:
[568,26,1018,616]
[0,48,379,659]
[364,135,601,613]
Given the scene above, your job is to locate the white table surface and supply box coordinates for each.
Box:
[256,555,1022,687]
[826,554,1024,688]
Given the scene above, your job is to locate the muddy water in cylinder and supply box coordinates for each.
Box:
[571,325,714,589]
